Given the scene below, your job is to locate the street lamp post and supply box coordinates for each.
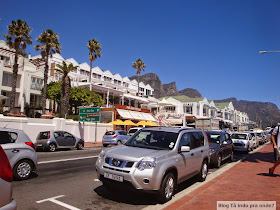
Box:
[259,51,280,54]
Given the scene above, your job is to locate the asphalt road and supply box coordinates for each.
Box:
[12,146,251,210]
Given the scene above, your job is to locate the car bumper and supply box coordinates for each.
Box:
[1,199,17,210]
[233,145,247,151]
[35,142,50,150]
[96,157,161,191]
[102,139,118,145]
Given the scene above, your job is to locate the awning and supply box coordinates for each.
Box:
[129,110,146,121]
[117,109,133,119]
[141,112,157,122]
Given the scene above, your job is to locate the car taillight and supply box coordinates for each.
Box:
[113,134,118,138]
[0,146,13,182]
[25,142,36,150]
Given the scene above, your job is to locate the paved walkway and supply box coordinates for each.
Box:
[164,143,280,210]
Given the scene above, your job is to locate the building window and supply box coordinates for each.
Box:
[104,76,112,82]
[123,82,129,88]
[2,73,13,87]
[184,106,193,114]
[0,56,10,67]
[30,77,43,91]
[203,108,207,116]
[165,106,176,113]
[114,79,121,85]
[197,104,200,115]
[146,89,151,95]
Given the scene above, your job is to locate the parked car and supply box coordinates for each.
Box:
[96,127,210,203]
[0,145,17,209]
[205,131,234,168]
[256,131,266,145]
[231,132,254,153]
[102,130,130,147]
[35,131,84,152]
[0,128,37,180]
[247,132,259,148]
[128,127,142,136]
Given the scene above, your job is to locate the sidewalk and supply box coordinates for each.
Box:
[84,141,103,148]
[164,143,280,210]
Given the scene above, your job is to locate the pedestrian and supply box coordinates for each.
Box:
[269,125,280,175]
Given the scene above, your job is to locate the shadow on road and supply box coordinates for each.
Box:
[94,185,159,205]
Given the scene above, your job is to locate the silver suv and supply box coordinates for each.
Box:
[96,127,209,203]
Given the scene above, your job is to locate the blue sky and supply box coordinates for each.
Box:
[1,1,280,107]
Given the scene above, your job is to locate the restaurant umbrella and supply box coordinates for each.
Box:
[123,120,137,126]
[108,119,126,125]
[136,121,149,126]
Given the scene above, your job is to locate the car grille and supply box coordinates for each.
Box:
[103,166,130,173]
[105,157,135,168]
[233,143,244,146]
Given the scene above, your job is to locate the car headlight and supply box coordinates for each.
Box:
[99,150,106,158]
[137,157,156,171]
[209,148,216,155]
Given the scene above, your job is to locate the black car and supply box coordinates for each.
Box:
[205,131,234,168]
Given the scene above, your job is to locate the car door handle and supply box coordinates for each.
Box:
[191,153,194,156]
[12,149,19,153]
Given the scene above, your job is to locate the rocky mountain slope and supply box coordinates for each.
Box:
[130,73,279,127]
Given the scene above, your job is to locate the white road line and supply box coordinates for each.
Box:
[37,195,81,210]
[38,156,98,164]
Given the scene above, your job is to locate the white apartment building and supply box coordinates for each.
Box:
[31,53,154,109]
[0,40,43,115]
[155,95,249,130]
[154,95,218,126]
[0,40,155,116]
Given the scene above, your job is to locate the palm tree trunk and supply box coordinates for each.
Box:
[60,76,70,117]
[137,73,140,96]
[10,49,19,113]
[89,60,92,91]
[42,55,49,114]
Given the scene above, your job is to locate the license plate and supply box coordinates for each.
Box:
[104,172,123,182]
[36,144,42,146]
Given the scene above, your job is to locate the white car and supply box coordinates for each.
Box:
[231,132,254,152]
[127,127,142,136]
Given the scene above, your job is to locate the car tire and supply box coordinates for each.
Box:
[76,142,84,150]
[157,173,175,203]
[103,144,108,147]
[117,141,122,145]
[197,160,208,182]
[215,154,222,168]
[13,159,33,181]
[48,143,56,152]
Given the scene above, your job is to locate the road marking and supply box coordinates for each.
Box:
[38,156,98,164]
[37,195,81,210]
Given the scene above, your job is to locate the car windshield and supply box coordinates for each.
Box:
[125,130,179,150]
[232,134,248,140]
[128,129,139,135]
[250,133,255,137]
[105,131,115,135]
[256,133,262,137]
[206,133,221,144]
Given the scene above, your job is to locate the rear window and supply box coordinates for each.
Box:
[105,131,115,135]
[206,133,221,144]
[0,131,17,144]
[232,134,248,140]
[128,129,139,134]
[37,131,50,140]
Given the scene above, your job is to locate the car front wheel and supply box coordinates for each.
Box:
[215,154,222,168]
[13,160,33,180]
[158,173,175,203]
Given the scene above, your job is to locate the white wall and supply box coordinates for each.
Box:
[0,115,113,143]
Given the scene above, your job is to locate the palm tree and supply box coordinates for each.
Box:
[132,58,146,96]
[35,29,61,114]
[55,61,78,116]
[87,38,101,90]
[3,19,32,113]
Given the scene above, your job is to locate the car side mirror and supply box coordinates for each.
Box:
[222,141,227,145]
[180,146,190,152]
